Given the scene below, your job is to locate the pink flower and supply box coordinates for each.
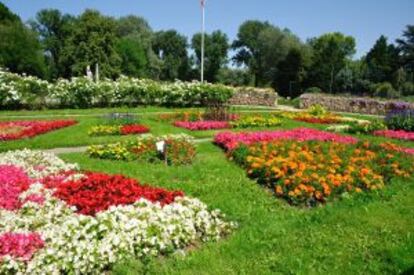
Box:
[0,232,44,261]
[0,165,31,210]
[374,130,414,141]
[214,128,358,150]
[174,121,230,131]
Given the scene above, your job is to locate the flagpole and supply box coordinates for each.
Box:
[201,0,205,83]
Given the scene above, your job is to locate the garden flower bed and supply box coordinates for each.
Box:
[88,124,150,136]
[374,129,414,141]
[229,140,412,206]
[0,149,235,274]
[230,115,282,128]
[173,121,231,131]
[214,128,358,151]
[87,134,196,165]
[0,120,77,141]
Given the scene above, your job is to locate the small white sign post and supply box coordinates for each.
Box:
[156,140,167,165]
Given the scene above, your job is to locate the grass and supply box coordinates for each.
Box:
[60,142,414,274]
[1,107,414,274]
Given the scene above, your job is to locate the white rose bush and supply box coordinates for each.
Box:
[0,69,234,109]
[0,149,236,274]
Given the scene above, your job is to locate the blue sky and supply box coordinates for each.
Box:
[2,0,413,58]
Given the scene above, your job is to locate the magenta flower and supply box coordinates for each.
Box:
[174,121,230,131]
[214,128,358,150]
[0,232,44,261]
[374,130,414,141]
[0,165,31,210]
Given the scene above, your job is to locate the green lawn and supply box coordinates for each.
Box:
[1,107,413,274]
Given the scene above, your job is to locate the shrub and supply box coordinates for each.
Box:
[308,104,328,117]
[305,87,322,94]
[373,82,400,99]
[385,109,414,131]
[401,82,414,96]
[345,120,387,134]
[0,69,235,109]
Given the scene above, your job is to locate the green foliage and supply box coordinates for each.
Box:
[373,82,400,98]
[305,87,322,93]
[308,104,328,117]
[152,30,190,81]
[116,37,148,77]
[397,25,414,76]
[401,82,414,96]
[191,30,229,82]
[346,120,387,134]
[365,36,400,84]
[60,10,121,78]
[0,4,46,78]
[217,67,252,86]
[307,32,356,93]
[385,109,414,131]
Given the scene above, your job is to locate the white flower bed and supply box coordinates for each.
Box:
[0,150,236,274]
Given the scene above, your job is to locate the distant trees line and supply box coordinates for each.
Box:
[0,2,413,98]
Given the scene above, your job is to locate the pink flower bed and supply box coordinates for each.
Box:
[0,165,31,210]
[0,232,44,262]
[174,121,230,131]
[214,128,358,150]
[374,130,414,141]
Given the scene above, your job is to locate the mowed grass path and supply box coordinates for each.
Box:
[1,107,414,274]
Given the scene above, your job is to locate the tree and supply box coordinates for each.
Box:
[365,35,400,84]
[275,47,310,97]
[397,25,414,81]
[191,30,229,82]
[232,20,272,86]
[60,10,121,78]
[152,30,190,81]
[116,36,147,77]
[30,9,75,79]
[0,2,45,77]
[307,32,356,93]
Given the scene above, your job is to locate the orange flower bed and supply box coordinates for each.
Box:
[231,140,412,206]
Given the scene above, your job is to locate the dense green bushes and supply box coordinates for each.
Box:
[0,70,234,109]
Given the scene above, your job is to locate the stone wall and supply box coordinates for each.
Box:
[228,87,278,107]
[299,93,414,115]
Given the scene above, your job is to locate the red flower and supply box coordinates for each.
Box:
[0,165,31,210]
[120,124,150,135]
[0,120,77,141]
[48,172,184,216]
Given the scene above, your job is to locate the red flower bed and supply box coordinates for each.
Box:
[374,130,414,141]
[47,172,184,216]
[214,128,358,151]
[0,232,44,262]
[120,124,150,135]
[0,120,77,141]
[174,121,230,131]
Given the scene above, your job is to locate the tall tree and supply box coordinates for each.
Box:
[30,9,75,79]
[232,20,272,86]
[397,25,414,81]
[191,30,229,82]
[0,2,45,77]
[152,30,189,81]
[61,10,121,78]
[365,35,400,84]
[307,32,356,93]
